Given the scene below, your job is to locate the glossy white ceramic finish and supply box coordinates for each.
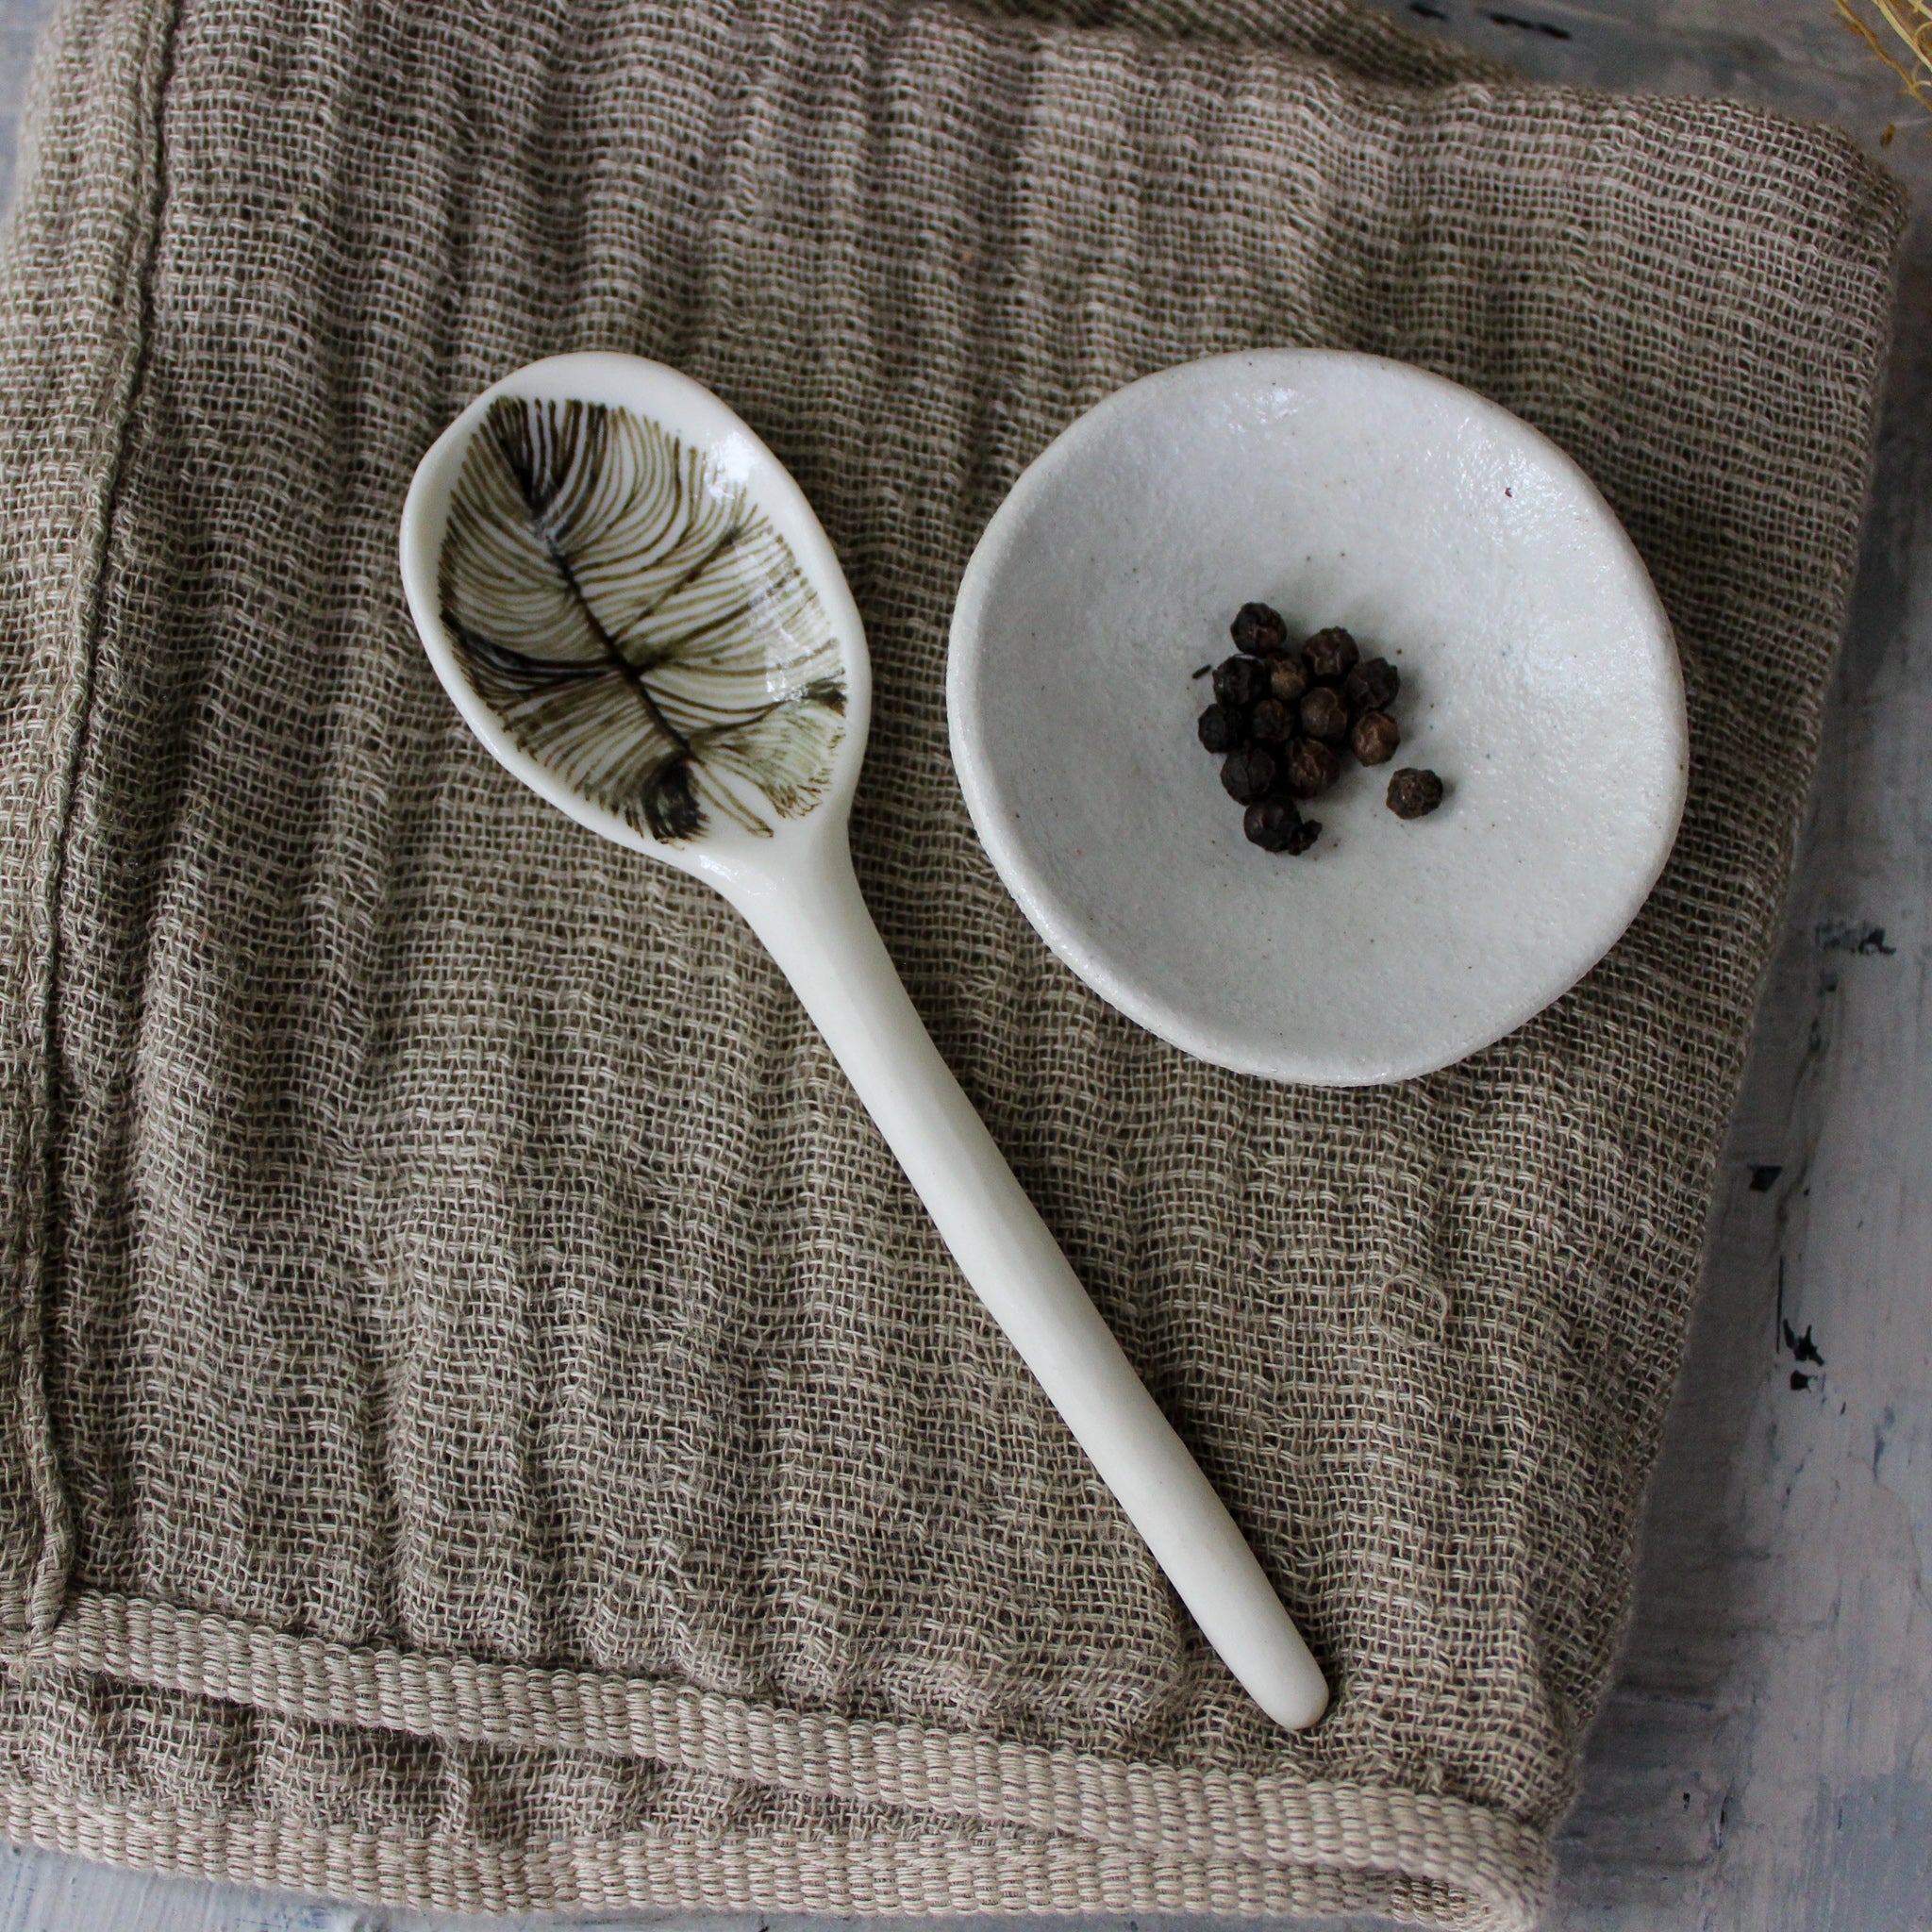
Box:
[399,353,1328,1733]
[949,349,1688,1086]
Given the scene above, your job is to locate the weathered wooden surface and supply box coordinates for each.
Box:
[0,1,1926,1926]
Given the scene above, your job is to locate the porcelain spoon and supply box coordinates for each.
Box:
[397,351,1328,1731]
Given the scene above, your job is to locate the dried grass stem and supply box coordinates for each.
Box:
[1836,0,1932,116]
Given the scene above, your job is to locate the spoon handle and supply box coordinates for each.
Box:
[733,832,1327,1731]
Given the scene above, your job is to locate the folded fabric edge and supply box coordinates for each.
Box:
[974,0,1514,89]
[1009,6,1909,231]
[0,1778,1530,1924]
[1,1590,1551,1925]
[0,0,185,1646]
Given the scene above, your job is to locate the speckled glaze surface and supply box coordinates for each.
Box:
[949,349,1689,1086]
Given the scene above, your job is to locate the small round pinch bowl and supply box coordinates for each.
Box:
[949,350,1689,1086]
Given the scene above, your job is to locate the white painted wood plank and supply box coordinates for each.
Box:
[0,1840,366,1930]
[1549,272,1932,1931]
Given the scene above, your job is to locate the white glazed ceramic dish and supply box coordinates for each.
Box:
[948,350,1689,1087]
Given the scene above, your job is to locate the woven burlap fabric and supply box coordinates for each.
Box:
[0,0,1905,1923]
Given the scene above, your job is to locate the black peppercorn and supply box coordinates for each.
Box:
[1299,685,1350,743]
[1249,696,1295,742]
[1242,796,1304,852]
[1351,710,1400,766]
[1344,657,1399,712]
[1268,654,1310,704]
[1198,608,1447,855]
[1221,745,1277,803]
[1197,703,1248,753]
[1230,602,1289,658]
[1282,736,1341,799]
[1302,626,1358,682]
[1210,655,1270,708]
[1386,767,1444,818]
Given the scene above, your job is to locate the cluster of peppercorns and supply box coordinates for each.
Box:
[1194,603,1444,854]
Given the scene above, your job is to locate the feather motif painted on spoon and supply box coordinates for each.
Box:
[438,396,845,842]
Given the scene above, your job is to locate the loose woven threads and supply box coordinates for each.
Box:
[0,0,1905,1924]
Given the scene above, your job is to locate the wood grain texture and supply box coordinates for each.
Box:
[0,1,1925,1925]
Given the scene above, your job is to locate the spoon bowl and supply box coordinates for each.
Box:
[399,353,1330,1732]
[401,352,871,896]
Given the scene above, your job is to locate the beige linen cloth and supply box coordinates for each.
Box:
[0,0,1907,1924]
